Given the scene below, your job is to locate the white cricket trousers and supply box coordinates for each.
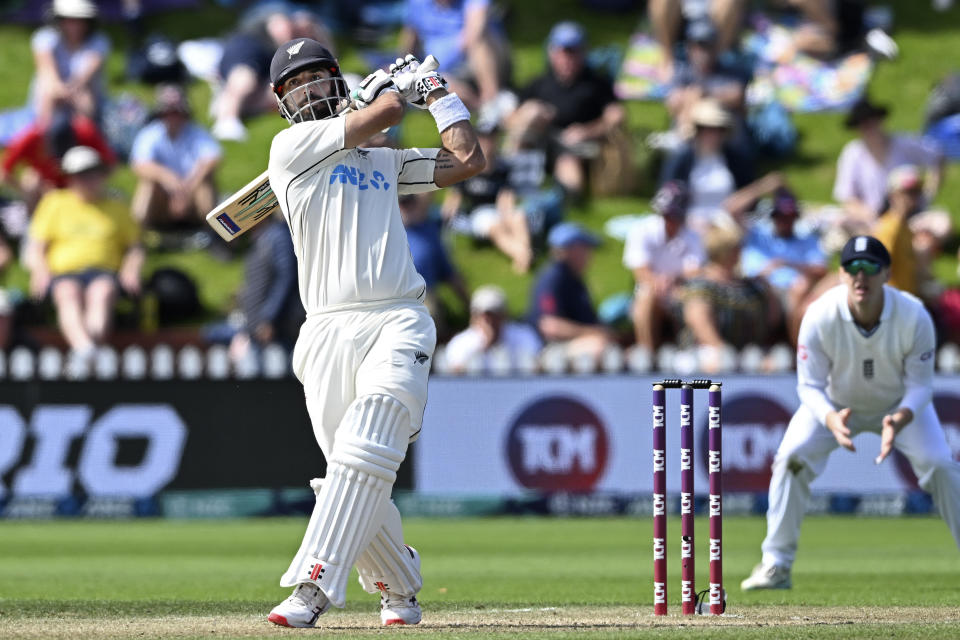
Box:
[761,403,960,569]
[285,301,435,599]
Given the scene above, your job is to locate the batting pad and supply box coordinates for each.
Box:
[280,395,409,607]
[355,499,423,596]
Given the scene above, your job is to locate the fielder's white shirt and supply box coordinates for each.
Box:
[622,214,705,277]
[796,284,936,424]
[269,115,440,314]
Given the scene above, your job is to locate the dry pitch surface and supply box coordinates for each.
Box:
[3,606,960,639]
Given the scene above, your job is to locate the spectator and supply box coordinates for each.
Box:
[623,180,705,352]
[30,0,110,127]
[399,192,470,340]
[529,222,616,362]
[504,21,626,201]
[648,0,747,80]
[833,97,945,231]
[660,98,784,232]
[212,8,334,141]
[25,146,143,360]
[130,85,221,229]
[665,19,748,139]
[741,187,827,344]
[675,225,780,372]
[442,122,534,273]
[0,233,13,351]
[400,0,511,113]
[444,285,542,374]
[206,214,304,364]
[873,165,946,303]
[0,110,115,214]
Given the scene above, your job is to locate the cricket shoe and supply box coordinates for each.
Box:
[380,546,422,626]
[268,582,331,628]
[740,562,792,591]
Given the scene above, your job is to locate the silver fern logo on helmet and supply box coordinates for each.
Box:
[286,41,305,58]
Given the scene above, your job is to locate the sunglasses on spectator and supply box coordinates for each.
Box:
[843,259,883,276]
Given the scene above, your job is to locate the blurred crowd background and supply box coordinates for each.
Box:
[1,0,959,380]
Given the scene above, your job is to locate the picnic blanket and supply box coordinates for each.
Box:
[615,20,873,113]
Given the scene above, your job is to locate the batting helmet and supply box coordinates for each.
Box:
[269,38,348,124]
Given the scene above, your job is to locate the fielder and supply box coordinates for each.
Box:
[742,235,960,590]
[263,39,484,626]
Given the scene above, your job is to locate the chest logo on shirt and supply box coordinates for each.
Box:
[329,165,391,191]
[863,359,874,379]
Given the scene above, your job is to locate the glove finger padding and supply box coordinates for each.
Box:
[390,54,446,110]
[350,69,397,108]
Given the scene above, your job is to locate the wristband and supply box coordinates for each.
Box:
[428,93,470,133]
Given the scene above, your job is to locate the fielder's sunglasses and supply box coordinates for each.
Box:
[843,259,883,276]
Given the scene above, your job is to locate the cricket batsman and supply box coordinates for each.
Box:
[263,39,484,626]
[742,235,960,590]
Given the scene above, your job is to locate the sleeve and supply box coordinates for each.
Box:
[396,147,441,194]
[2,126,40,173]
[900,304,936,415]
[28,194,56,242]
[31,27,57,54]
[802,235,825,265]
[832,142,856,202]
[88,33,110,58]
[129,125,157,165]
[444,329,484,370]
[192,126,222,161]
[257,229,297,324]
[622,221,651,270]
[739,240,765,278]
[795,306,837,425]
[269,118,346,176]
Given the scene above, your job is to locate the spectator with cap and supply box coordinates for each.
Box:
[1,110,115,215]
[664,18,749,140]
[400,192,471,341]
[834,97,945,230]
[873,165,949,304]
[130,84,221,229]
[25,146,143,361]
[741,187,827,344]
[504,20,626,202]
[400,0,511,115]
[528,222,616,361]
[623,180,705,351]
[444,284,542,374]
[30,0,110,127]
[661,98,784,232]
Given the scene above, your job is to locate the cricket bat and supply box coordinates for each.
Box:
[205,169,278,242]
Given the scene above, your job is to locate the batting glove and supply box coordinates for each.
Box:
[390,54,447,109]
[350,69,397,109]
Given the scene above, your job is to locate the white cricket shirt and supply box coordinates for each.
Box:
[268,115,439,314]
[796,284,936,423]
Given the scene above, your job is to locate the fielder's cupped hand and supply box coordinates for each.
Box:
[826,407,855,452]
[350,69,397,109]
[876,407,914,465]
[389,54,445,109]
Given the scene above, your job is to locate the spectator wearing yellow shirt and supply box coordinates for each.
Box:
[26,146,144,358]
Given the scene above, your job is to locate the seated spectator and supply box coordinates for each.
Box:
[30,0,110,127]
[400,0,511,113]
[675,225,780,372]
[665,19,748,139]
[528,222,616,362]
[212,8,334,141]
[400,192,470,340]
[444,285,542,374]
[504,21,626,201]
[0,110,115,214]
[442,122,534,273]
[25,146,143,360]
[741,187,827,344]
[648,0,747,80]
[660,98,784,232]
[873,165,948,304]
[623,180,705,351]
[131,85,221,229]
[205,213,304,364]
[834,97,945,231]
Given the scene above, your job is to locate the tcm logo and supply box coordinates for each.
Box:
[329,165,391,191]
[653,493,665,516]
[894,393,960,488]
[505,396,609,492]
[699,395,791,492]
[0,404,187,500]
[710,538,721,561]
[652,405,664,429]
[680,491,692,515]
[654,582,666,605]
[653,537,665,560]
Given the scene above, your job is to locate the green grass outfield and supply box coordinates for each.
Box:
[1,516,958,639]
